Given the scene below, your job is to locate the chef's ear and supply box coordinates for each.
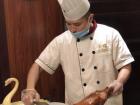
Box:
[88,13,94,23]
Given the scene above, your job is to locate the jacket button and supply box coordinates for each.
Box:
[90,37,93,40]
[92,51,96,54]
[94,66,97,69]
[83,83,87,86]
[82,68,85,72]
[77,38,80,42]
[79,53,83,56]
[97,81,100,84]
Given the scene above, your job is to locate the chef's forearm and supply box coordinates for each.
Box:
[116,64,132,85]
[26,63,42,89]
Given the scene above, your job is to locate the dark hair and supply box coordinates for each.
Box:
[88,0,94,13]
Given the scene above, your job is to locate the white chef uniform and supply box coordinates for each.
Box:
[35,24,134,105]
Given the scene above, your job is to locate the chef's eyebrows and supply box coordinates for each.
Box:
[65,21,82,25]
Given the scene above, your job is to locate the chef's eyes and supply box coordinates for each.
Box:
[66,22,82,27]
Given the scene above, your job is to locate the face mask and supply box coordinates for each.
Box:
[71,23,90,38]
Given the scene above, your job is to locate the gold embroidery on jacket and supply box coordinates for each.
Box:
[98,44,109,53]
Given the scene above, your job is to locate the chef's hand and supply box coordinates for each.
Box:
[108,80,123,96]
[21,89,40,105]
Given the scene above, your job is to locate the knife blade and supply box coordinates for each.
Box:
[32,101,49,105]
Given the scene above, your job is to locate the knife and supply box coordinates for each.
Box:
[32,101,49,105]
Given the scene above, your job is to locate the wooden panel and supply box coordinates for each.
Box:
[0,0,10,103]
[4,0,64,101]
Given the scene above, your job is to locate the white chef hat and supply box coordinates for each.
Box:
[58,0,90,21]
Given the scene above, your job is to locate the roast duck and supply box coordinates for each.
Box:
[74,87,113,105]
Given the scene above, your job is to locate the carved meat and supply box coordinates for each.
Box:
[74,87,113,105]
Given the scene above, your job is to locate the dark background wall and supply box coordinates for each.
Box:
[0,0,140,105]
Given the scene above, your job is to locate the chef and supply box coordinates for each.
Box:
[21,0,134,105]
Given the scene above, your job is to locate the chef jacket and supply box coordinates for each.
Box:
[35,24,134,105]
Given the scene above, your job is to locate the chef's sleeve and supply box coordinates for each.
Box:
[35,37,60,74]
[112,30,134,70]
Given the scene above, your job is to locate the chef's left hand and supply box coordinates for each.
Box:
[108,80,123,96]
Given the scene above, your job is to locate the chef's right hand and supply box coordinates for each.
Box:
[108,80,123,96]
[21,89,40,105]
